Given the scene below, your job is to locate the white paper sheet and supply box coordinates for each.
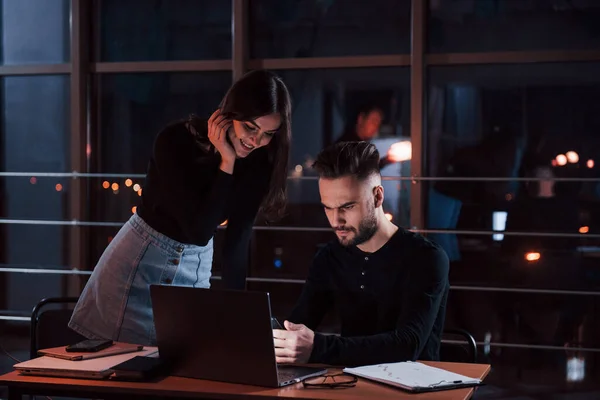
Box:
[343,361,481,390]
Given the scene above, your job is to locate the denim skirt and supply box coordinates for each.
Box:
[68,212,213,346]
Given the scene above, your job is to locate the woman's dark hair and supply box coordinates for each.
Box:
[188,69,291,221]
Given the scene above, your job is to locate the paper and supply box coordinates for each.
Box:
[343,361,481,390]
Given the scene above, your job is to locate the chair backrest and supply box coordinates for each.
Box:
[30,297,86,359]
[440,328,478,364]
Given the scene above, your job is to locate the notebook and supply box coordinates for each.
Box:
[38,342,144,361]
[14,347,159,380]
[343,361,482,393]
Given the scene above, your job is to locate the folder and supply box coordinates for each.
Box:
[343,361,483,393]
[37,342,144,361]
[14,347,159,380]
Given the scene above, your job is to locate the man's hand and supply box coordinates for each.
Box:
[273,321,315,364]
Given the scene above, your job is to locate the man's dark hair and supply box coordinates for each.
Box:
[312,141,380,180]
[355,103,383,119]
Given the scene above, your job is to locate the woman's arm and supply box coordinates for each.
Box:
[221,158,271,290]
[152,122,234,243]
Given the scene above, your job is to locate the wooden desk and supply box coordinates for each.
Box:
[0,361,491,400]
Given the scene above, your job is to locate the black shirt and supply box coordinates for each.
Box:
[137,120,271,290]
[289,228,450,367]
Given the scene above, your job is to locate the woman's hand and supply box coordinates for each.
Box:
[208,109,236,174]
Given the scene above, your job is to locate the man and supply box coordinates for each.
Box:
[335,104,384,143]
[273,142,449,367]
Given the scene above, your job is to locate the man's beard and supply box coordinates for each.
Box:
[336,206,378,247]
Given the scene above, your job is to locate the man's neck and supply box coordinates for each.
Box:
[356,218,399,253]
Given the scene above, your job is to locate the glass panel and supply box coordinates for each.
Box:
[2,242,71,313]
[424,64,600,380]
[425,65,600,338]
[1,0,70,64]
[426,63,600,235]
[1,74,70,314]
[98,0,232,61]
[92,72,232,263]
[428,0,600,53]
[0,177,70,220]
[249,0,411,58]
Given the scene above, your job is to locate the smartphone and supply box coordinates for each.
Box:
[65,339,114,353]
[271,317,284,330]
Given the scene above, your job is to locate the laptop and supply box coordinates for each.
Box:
[13,347,159,379]
[150,285,327,387]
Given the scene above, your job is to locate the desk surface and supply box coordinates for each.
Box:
[0,361,491,400]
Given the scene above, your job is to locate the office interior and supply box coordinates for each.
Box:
[1,0,600,398]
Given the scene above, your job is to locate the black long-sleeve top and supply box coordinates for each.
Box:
[289,228,450,367]
[136,120,271,290]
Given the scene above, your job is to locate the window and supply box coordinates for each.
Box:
[1,75,70,312]
[249,0,411,58]
[428,0,600,53]
[98,0,232,61]
[1,0,70,64]
[425,64,600,337]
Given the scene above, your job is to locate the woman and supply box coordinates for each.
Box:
[69,70,291,346]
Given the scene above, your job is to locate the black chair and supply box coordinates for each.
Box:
[30,297,86,359]
[440,328,478,364]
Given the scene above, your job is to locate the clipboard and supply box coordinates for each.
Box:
[343,361,483,393]
[37,342,144,361]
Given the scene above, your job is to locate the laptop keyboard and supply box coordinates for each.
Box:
[278,369,302,382]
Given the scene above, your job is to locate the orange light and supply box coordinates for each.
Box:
[220,220,228,226]
[137,189,142,197]
[30,177,37,185]
[131,206,137,214]
[525,252,541,262]
[566,151,579,164]
[125,179,133,187]
[505,193,513,201]
[55,184,63,192]
[133,183,141,192]
[111,183,119,191]
[108,236,113,243]
[102,181,110,189]
[556,154,567,166]
[387,141,412,162]
[579,226,589,234]
[384,213,393,221]
[587,159,594,168]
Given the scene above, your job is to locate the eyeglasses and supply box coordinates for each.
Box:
[302,373,358,389]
